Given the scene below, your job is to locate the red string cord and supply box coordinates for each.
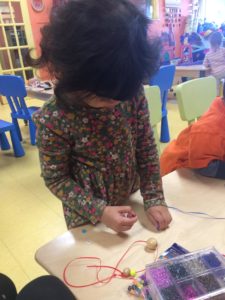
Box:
[63,239,158,288]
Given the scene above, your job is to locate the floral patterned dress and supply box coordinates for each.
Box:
[33,89,166,229]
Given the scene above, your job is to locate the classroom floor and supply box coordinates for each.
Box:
[0,97,186,292]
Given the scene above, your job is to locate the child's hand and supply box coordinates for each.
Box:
[100,206,138,232]
[146,206,172,231]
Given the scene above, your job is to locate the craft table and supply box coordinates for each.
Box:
[35,169,225,299]
[26,86,53,101]
[174,65,210,85]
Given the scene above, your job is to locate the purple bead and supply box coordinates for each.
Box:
[181,284,200,299]
[150,267,172,288]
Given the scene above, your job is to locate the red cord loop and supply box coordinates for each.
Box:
[63,240,158,288]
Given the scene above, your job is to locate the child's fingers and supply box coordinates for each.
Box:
[163,210,172,226]
[118,206,133,212]
[118,206,137,217]
[155,212,166,230]
[146,213,158,230]
[120,214,138,226]
[156,210,171,230]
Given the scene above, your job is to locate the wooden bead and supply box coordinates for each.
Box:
[123,267,131,277]
[145,237,158,252]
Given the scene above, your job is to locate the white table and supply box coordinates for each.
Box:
[35,169,225,299]
[174,65,210,85]
[26,86,53,101]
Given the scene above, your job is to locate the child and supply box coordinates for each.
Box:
[188,32,207,62]
[160,83,225,179]
[203,31,225,94]
[30,0,172,232]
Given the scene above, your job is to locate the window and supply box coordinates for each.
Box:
[201,0,225,25]
[0,1,34,82]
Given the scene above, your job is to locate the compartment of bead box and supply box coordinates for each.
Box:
[145,248,225,300]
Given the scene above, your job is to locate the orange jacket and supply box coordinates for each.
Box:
[160,97,225,176]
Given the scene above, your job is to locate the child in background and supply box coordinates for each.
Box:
[203,31,225,94]
[160,83,225,179]
[30,0,172,232]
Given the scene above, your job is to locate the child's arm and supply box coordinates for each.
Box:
[33,110,107,226]
[135,88,172,229]
[135,88,165,207]
[203,53,210,68]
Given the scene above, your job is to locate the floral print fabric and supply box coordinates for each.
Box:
[33,89,166,229]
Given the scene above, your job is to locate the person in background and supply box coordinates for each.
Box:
[188,32,207,62]
[203,31,225,95]
[160,83,225,179]
[29,0,172,233]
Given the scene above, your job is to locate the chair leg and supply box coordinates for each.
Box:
[0,132,11,150]
[12,118,22,141]
[9,128,25,157]
[29,120,36,145]
[160,92,170,143]
[160,115,170,143]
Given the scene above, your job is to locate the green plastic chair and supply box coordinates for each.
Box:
[144,85,162,154]
[175,76,217,125]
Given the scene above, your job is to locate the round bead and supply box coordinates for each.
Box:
[130,268,136,277]
[123,267,131,277]
[146,237,158,251]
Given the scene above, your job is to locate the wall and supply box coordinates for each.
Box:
[129,0,190,57]
[149,0,190,57]
[27,0,53,55]
[26,0,53,79]
[27,0,190,58]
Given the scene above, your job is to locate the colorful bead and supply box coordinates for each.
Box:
[150,267,172,288]
[214,269,225,283]
[160,285,182,300]
[183,259,206,274]
[168,263,189,280]
[128,286,132,292]
[127,283,142,297]
[130,268,136,277]
[197,274,220,292]
[179,282,200,299]
[122,267,130,277]
[201,252,221,269]
[144,288,153,300]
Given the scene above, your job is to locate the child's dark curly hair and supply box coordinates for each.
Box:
[28,0,161,104]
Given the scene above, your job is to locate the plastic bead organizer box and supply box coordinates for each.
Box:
[144,247,225,300]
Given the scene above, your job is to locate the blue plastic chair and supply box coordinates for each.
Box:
[149,64,176,143]
[0,119,25,157]
[0,75,40,145]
